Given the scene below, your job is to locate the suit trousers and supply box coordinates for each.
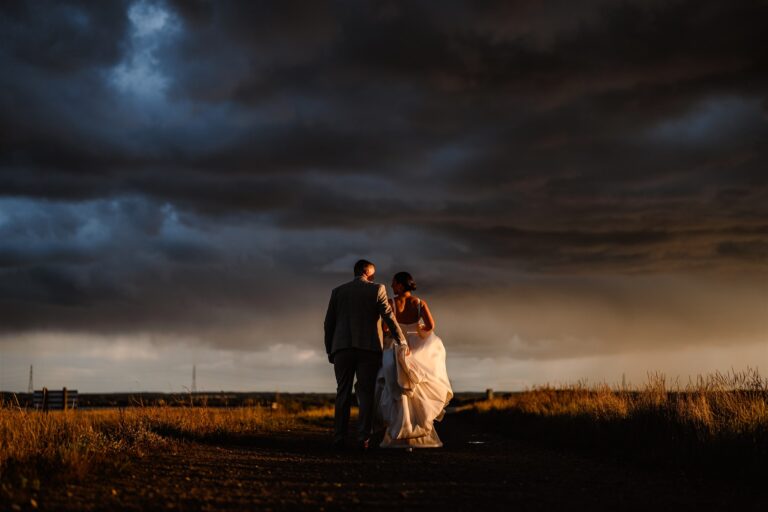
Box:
[333,348,382,444]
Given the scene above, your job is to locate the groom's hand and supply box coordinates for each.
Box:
[327,353,335,364]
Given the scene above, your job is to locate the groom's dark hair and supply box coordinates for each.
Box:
[354,259,375,276]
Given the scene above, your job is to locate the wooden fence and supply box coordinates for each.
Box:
[32,387,78,411]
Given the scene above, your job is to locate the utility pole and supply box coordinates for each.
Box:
[28,365,34,394]
[190,364,197,406]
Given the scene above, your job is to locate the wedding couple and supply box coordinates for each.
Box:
[324,259,453,450]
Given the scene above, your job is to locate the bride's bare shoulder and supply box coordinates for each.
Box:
[407,295,423,306]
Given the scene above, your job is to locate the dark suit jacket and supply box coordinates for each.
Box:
[324,277,405,356]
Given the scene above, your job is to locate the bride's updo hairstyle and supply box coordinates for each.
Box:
[393,271,417,292]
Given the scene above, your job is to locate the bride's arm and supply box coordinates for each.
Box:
[419,299,435,332]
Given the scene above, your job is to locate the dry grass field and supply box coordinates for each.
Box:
[0,404,333,506]
[1,369,766,510]
[472,368,768,476]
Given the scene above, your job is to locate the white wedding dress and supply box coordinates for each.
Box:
[376,299,453,448]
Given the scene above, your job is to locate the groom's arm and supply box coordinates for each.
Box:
[324,289,337,362]
[376,285,406,345]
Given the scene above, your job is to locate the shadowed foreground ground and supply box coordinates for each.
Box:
[32,413,765,511]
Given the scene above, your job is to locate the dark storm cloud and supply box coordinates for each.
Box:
[717,239,768,262]
[1,1,130,72]
[0,196,334,346]
[1,0,766,356]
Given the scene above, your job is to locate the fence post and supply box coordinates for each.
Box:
[62,387,68,411]
[485,388,494,401]
[42,387,49,413]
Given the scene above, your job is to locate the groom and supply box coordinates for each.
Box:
[324,259,406,450]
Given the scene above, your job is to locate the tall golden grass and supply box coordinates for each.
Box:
[471,368,768,477]
[0,402,334,500]
[475,369,767,427]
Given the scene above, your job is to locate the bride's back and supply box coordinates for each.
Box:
[392,295,421,324]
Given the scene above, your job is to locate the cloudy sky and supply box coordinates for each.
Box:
[1,0,766,393]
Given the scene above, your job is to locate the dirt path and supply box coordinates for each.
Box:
[33,414,764,511]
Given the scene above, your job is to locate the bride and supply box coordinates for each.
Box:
[376,272,453,448]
